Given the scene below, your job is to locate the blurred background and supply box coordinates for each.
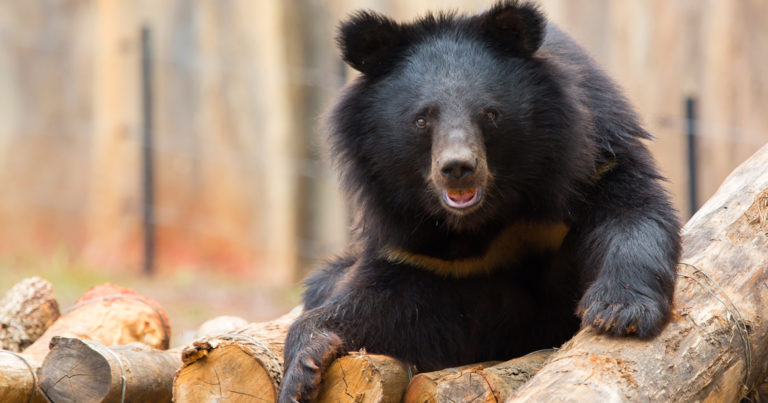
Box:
[0,0,766,344]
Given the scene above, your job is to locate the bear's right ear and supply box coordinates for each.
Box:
[337,11,408,77]
[477,1,546,57]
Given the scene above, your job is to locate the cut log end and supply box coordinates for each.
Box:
[38,337,112,403]
[175,343,279,402]
[173,309,302,402]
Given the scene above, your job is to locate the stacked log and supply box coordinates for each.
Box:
[36,314,249,403]
[173,306,302,402]
[317,353,412,403]
[403,351,551,403]
[403,361,501,403]
[0,350,46,403]
[38,337,181,403]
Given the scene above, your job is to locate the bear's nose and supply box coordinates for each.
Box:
[440,158,476,180]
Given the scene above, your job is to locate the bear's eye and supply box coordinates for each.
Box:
[484,111,497,122]
[415,117,429,129]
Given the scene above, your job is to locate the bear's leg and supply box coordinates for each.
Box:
[279,310,345,403]
[279,264,469,402]
[573,162,681,338]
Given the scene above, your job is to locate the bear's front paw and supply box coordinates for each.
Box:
[577,282,669,338]
[278,331,344,403]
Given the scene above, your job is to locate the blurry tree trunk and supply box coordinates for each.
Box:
[0,277,60,351]
[511,144,768,402]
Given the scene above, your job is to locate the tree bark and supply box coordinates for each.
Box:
[511,143,768,402]
[38,337,181,403]
[0,276,60,351]
[317,352,412,403]
[173,307,301,402]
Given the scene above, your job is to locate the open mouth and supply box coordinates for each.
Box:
[442,187,483,210]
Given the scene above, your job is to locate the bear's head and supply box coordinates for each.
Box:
[329,1,595,237]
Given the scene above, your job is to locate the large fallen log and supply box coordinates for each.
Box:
[173,307,302,402]
[0,276,60,351]
[511,143,768,402]
[36,315,248,403]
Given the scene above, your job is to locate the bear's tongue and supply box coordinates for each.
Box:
[443,188,480,209]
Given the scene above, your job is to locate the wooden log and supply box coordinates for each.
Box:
[194,315,248,339]
[0,276,60,351]
[36,315,247,403]
[173,307,301,402]
[38,337,180,403]
[511,144,768,402]
[403,361,501,403]
[22,283,170,358]
[427,350,552,403]
[317,352,412,403]
[0,351,46,403]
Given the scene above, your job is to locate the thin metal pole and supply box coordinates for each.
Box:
[141,26,155,276]
[685,97,698,217]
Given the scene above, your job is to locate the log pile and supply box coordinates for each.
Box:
[1,144,767,402]
[0,282,173,403]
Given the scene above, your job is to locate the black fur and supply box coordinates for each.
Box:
[279,2,681,401]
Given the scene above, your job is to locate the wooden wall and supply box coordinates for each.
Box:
[0,0,765,284]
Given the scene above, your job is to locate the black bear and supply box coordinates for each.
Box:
[279,1,681,401]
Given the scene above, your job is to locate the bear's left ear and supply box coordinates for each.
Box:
[337,11,409,77]
[476,1,546,57]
